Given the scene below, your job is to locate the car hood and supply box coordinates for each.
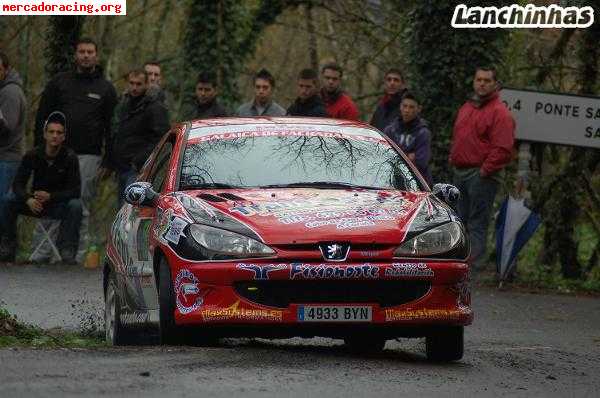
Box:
[174,188,453,245]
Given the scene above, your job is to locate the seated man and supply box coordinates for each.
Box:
[0,112,82,264]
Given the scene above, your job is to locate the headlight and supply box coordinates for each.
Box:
[394,221,465,257]
[188,224,275,259]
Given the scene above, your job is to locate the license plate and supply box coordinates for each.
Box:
[297,305,372,322]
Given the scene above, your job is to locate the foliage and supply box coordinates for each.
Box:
[529,19,600,279]
[404,0,511,183]
[182,0,297,113]
[0,307,104,348]
[43,16,85,78]
[514,224,600,293]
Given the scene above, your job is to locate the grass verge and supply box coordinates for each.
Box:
[0,307,105,348]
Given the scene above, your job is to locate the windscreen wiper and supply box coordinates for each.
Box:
[259,181,386,190]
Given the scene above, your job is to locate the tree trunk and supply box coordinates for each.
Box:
[44,16,85,79]
[305,4,319,71]
[540,20,600,279]
[151,0,172,59]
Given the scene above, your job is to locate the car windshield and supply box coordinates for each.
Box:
[179,124,423,191]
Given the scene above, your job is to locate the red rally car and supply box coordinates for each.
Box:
[103,117,472,361]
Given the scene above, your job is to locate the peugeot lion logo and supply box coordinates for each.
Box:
[320,243,350,261]
[327,244,343,258]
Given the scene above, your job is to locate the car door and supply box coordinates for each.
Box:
[118,132,176,315]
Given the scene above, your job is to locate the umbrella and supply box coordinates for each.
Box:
[495,195,541,284]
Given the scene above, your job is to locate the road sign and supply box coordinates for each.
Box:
[500,88,600,149]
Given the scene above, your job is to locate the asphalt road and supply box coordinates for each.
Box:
[1,264,599,397]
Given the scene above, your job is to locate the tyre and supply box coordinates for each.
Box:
[104,273,136,345]
[426,326,464,361]
[343,335,386,353]
[158,257,180,345]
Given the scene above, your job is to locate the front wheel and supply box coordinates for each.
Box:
[425,326,464,361]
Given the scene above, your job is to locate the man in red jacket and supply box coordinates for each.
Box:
[320,63,359,120]
[449,66,515,270]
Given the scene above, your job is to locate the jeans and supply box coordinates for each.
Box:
[453,168,499,269]
[118,168,138,208]
[0,195,83,253]
[0,160,19,217]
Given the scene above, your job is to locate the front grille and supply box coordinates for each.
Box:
[234,280,431,309]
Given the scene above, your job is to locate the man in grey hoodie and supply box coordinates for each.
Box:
[0,51,27,215]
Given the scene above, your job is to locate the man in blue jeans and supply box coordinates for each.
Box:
[0,51,27,217]
[0,112,82,264]
[449,67,515,270]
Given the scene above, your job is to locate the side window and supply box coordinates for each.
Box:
[148,139,174,192]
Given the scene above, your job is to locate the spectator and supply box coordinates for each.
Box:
[236,68,286,117]
[0,112,82,264]
[287,68,327,117]
[0,51,26,214]
[370,68,407,131]
[144,61,167,105]
[185,72,229,119]
[108,69,170,206]
[33,37,117,263]
[449,66,515,270]
[320,63,359,120]
[383,92,432,185]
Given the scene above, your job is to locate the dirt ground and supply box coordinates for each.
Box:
[1,264,599,397]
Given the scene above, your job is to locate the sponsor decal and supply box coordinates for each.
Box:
[164,217,188,244]
[290,263,379,280]
[229,193,410,230]
[120,311,149,324]
[234,262,436,280]
[192,129,386,144]
[236,263,288,280]
[384,308,465,322]
[384,263,434,277]
[360,250,380,258]
[451,272,471,308]
[175,269,203,315]
[154,208,172,244]
[201,301,283,322]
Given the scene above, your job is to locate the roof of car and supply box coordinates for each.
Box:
[184,117,383,139]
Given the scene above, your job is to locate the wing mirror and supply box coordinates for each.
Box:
[124,182,158,207]
[432,183,460,207]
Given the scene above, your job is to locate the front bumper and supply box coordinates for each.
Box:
[170,257,473,329]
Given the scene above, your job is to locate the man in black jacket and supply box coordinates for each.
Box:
[369,68,408,131]
[183,72,229,120]
[0,112,82,264]
[33,38,117,263]
[109,69,170,206]
[287,69,327,117]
